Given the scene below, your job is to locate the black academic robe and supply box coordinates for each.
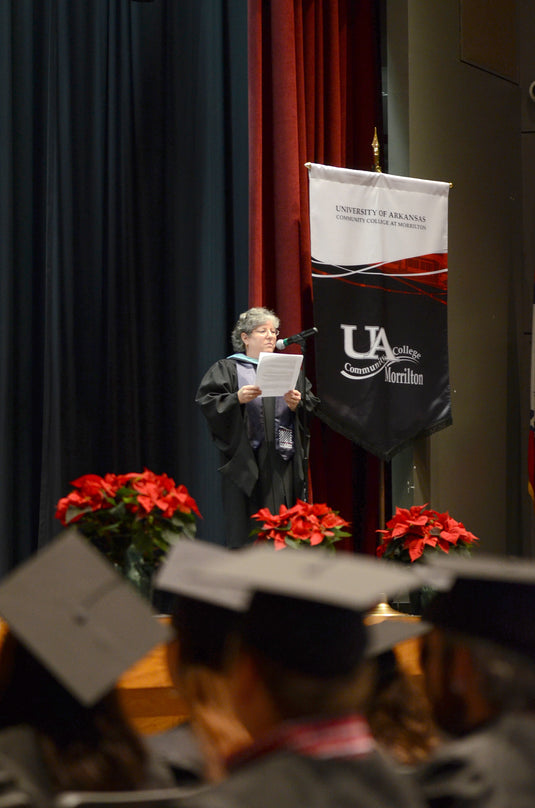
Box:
[417,711,535,808]
[0,724,176,808]
[195,358,318,549]
[179,748,427,808]
[147,723,206,787]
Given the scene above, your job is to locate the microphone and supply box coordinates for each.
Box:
[276,327,318,350]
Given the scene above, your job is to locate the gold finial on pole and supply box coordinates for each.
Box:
[372,127,382,173]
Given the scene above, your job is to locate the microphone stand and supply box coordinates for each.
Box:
[295,336,311,502]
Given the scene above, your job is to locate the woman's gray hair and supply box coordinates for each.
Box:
[231,307,280,352]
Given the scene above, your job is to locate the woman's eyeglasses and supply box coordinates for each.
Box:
[251,327,279,337]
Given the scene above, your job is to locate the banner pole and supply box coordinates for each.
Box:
[372,127,387,533]
[372,127,382,173]
[379,459,385,529]
[367,127,404,618]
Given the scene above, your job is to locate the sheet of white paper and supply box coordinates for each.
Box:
[256,352,303,397]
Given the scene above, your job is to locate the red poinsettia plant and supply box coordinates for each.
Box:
[376,504,479,563]
[250,500,351,551]
[55,470,201,577]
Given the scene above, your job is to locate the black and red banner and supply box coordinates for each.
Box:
[309,163,451,461]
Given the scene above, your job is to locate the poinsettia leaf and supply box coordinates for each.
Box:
[64,504,93,523]
[407,537,426,561]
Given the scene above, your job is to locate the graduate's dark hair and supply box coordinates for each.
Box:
[237,592,372,720]
[0,631,148,792]
[170,594,242,673]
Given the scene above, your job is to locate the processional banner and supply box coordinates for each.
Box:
[309,163,451,461]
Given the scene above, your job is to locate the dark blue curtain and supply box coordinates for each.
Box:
[0,0,248,572]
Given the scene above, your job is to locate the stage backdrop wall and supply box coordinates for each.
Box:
[0,0,249,571]
[0,0,385,567]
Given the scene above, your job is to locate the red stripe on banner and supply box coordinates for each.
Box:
[312,273,447,305]
[379,253,448,289]
[312,254,448,305]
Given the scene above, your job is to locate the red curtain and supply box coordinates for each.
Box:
[248,0,384,553]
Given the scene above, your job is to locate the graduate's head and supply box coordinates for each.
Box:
[418,553,535,735]
[154,538,249,682]
[234,591,374,724]
[235,596,430,725]
[0,528,169,708]
[186,546,419,731]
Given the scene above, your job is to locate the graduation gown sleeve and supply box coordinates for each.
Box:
[195,359,259,497]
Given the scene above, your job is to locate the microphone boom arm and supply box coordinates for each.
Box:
[276,327,318,351]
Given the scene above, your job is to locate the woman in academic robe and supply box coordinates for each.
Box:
[196,307,319,549]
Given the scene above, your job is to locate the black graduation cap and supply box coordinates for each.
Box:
[199,545,417,611]
[154,539,250,670]
[0,528,170,705]
[153,538,250,612]
[186,546,420,678]
[418,552,535,663]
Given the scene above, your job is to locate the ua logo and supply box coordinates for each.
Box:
[341,324,395,361]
